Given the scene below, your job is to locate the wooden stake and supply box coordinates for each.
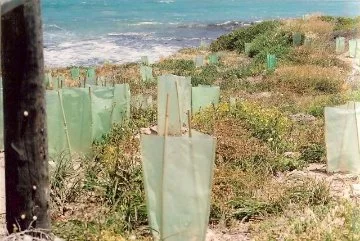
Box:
[163,94,170,137]
[188,110,192,138]
[1,0,50,232]
[160,94,170,240]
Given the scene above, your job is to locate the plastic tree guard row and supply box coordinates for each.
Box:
[46,84,130,158]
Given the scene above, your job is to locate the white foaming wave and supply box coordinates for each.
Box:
[44,38,181,67]
[107,32,153,37]
[158,0,175,3]
[130,21,163,26]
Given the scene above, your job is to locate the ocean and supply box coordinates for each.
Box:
[42,0,360,67]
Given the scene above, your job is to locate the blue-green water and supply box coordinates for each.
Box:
[42,0,360,66]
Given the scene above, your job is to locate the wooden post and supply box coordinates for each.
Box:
[1,0,50,233]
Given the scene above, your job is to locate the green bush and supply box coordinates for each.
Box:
[191,65,220,86]
[210,21,280,52]
[155,59,195,76]
[249,30,293,63]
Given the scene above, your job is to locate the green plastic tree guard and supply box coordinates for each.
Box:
[192,85,220,114]
[141,56,150,66]
[325,102,360,174]
[194,56,205,68]
[90,86,115,141]
[86,67,96,85]
[141,131,216,241]
[208,54,219,65]
[158,74,192,136]
[62,88,93,155]
[336,37,346,54]
[70,67,81,80]
[140,65,154,82]
[293,32,302,46]
[112,84,131,124]
[349,39,357,58]
[267,54,277,71]
[46,90,70,157]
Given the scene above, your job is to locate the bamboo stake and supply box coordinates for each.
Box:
[175,80,182,134]
[188,109,192,138]
[58,90,72,154]
[160,94,170,240]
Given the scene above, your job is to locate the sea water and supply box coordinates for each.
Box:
[42,0,360,67]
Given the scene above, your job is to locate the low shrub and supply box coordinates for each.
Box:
[271,65,344,95]
[210,21,280,52]
[191,65,220,86]
[248,29,293,63]
[154,59,195,76]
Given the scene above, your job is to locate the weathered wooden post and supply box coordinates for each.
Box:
[1,0,50,233]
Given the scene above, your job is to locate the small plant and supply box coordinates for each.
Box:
[300,143,326,163]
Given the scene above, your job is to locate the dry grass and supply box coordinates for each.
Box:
[251,200,360,241]
[270,64,346,94]
[283,17,334,36]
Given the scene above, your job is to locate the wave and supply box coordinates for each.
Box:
[130,21,163,26]
[44,24,66,31]
[107,32,153,37]
[157,0,175,3]
[44,38,181,67]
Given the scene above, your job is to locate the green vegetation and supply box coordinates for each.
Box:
[51,15,360,241]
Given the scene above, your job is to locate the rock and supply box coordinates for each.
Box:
[290,113,316,123]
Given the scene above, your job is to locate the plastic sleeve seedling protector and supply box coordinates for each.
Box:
[325,102,360,173]
[208,54,218,65]
[336,37,346,54]
[349,39,357,58]
[140,65,154,82]
[71,67,80,80]
[267,54,277,70]
[62,88,93,154]
[158,74,191,135]
[90,86,115,141]
[194,56,205,67]
[112,84,131,124]
[86,68,96,85]
[192,85,220,114]
[293,32,302,46]
[141,131,216,241]
[46,90,69,156]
